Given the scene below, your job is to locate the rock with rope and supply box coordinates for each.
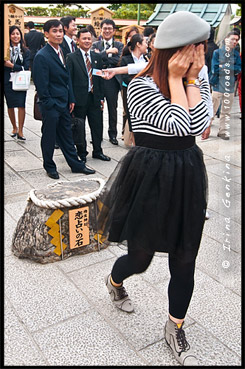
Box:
[11,178,109,263]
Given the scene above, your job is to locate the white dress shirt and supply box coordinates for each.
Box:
[80,49,93,92]
[64,34,75,53]
[48,43,65,65]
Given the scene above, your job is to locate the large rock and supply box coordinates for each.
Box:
[12,178,109,263]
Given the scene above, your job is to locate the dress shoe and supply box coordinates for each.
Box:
[72,166,95,175]
[11,132,17,138]
[17,134,26,141]
[47,171,59,179]
[217,133,229,140]
[92,153,111,161]
[109,137,118,145]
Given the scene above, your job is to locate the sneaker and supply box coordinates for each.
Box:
[205,210,210,220]
[164,318,198,366]
[104,274,134,313]
[217,133,229,140]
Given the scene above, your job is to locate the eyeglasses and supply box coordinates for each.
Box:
[102,27,114,31]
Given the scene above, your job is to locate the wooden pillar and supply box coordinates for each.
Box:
[4,4,10,60]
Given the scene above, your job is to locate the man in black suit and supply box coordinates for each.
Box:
[91,19,124,145]
[32,19,95,179]
[60,16,77,59]
[66,28,110,162]
[24,21,45,71]
[55,16,77,150]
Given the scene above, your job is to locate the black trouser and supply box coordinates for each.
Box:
[40,104,85,173]
[74,93,103,158]
[103,77,120,139]
[111,244,196,319]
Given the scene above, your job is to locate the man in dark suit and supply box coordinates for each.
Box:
[66,28,110,162]
[24,21,46,71]
[60,16,77,59]
[32,19,95,179]
[91,19,124,145]
[55,16,77,150]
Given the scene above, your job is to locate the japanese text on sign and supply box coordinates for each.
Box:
[69,207,90,249]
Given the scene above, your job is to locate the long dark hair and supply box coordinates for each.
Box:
[122,33,145,57]
[136,47,180,99]
[137,41,207,99]
[125,26,139,44]
[9,25,27,53]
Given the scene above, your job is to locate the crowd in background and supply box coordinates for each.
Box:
[4,17,241,147]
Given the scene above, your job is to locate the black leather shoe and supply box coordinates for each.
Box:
[72,166,95,175]
[17,134,26,141]
[109,137,118,145]
[92,153,111,161]
[47,171,59,179]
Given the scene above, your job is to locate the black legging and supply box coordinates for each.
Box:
[111,245,196,319]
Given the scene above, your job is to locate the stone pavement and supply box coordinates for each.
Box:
[4,82,241,366]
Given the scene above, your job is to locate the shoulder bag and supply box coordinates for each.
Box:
[10,68,31,91]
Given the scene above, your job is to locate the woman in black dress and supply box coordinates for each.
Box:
[98,11,211,366]
[4,25,30,140]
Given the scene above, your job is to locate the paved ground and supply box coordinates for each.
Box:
[4,82,241,366]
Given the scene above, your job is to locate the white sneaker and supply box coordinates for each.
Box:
[104,274,134,313]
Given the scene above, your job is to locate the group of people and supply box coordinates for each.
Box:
[201,28,241,140]
[4,11,241,366]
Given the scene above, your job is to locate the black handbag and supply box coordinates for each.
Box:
[71,116,85,145]
[33,92,42,120]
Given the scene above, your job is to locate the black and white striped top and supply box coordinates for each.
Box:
[127,76,210,137]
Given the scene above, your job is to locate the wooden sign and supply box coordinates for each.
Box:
[7,4,25,33]
[69,207,90,249]
[90,6,114,37]
[4,4,25,60]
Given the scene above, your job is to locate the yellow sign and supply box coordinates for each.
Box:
[93,199,107,244]
[69,207,90,249]
[45,209,67,256]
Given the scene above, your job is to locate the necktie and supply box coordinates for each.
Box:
[85,53,93,93]
[105,41,110,50]
[71,40,76,52]
[58,49,65,66]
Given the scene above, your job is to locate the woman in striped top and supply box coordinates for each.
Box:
[99,11,210,366]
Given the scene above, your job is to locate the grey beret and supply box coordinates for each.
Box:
[154,11,210,49]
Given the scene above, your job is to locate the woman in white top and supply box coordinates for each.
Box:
[98,11,211,366]
[120,34,148,138]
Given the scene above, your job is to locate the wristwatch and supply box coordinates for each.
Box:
[185,79,200,87]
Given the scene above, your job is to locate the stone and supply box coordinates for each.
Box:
[12,178,109,263]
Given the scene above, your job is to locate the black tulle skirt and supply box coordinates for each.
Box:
[98,134,208,262]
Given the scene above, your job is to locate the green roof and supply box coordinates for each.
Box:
[146,3,231,27]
